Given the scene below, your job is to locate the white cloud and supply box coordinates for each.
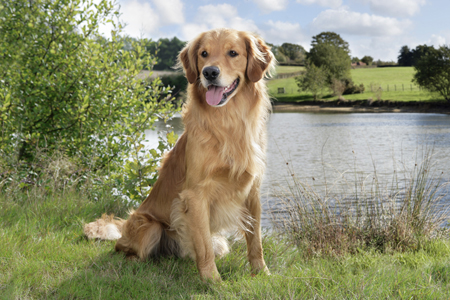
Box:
[366,0,426,17]
[311,8,411,37]
[263,20,307,47]
[296,0,342,9]
[151,0,184,25]
[253,0,289,14]
[117,0,185,38]
[120,0,161,37]
[181,4,259,40]
[427,34,448,47]
[347,36,407,62]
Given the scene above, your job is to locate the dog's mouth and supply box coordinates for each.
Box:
[205,78,240,107]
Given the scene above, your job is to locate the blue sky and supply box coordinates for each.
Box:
[106,0,450,61]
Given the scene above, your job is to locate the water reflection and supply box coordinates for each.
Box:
[143,112,450,227]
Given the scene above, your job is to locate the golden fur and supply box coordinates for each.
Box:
[84,28,275,280]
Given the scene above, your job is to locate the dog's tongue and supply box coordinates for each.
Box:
[206,85,225,106]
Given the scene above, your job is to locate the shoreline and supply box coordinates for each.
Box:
[272,99,450,114]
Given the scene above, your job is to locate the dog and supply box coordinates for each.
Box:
[84,28,275,281]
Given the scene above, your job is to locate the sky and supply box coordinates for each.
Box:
[102,0,450,61]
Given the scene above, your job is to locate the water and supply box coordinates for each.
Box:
[144,112,450,227]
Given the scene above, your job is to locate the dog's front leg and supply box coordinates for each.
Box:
[244,179,270,275]
[179,190,221,281]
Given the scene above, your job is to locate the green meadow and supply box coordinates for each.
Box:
[1,188,450,299]
[269,66,443,103]
[2,150,450,299]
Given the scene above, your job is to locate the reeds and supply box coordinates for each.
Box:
[271,148,449,256]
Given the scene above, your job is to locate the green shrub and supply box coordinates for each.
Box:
[0,0,178,201]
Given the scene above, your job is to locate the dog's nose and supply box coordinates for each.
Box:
[202,66,220,81]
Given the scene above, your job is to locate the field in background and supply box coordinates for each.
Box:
[268,66,443,103]
[275,65,304,74]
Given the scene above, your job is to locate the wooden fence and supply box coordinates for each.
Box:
[276,83,422,95]
[271,71,303,80]
[368,83,422,92]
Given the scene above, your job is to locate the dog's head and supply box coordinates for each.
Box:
[178,28,274,107]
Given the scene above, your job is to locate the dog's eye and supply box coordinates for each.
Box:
[229,50,238,57]
[201,51,208,58]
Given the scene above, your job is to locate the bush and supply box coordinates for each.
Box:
[0,0,178,200]
[342,79,365,95]
[296,63,329,100]
[331,78,365,96]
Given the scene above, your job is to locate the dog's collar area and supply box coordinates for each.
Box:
[205,78,240,107]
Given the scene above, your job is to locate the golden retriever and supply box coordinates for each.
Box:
[84,28,275,281]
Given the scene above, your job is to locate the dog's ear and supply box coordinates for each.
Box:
[178,34,204,84]
[244,33,275,82]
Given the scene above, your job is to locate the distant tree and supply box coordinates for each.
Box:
[398,44,438,67]
[411,44,435,66]
[311,32,350,52]
[296,63,329,100]
[361,55,374,66]
[351,57,360,63]
[150,37,186,70]
[398,45,413,66]
[375,59,397,66]
[307,32,352,84]
[266,43,287,63]
[279,43,306,65]
[413,45,450,102]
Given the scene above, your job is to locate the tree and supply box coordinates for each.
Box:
[413,45,450,102]
[0,0,176,198]
[150,37,186,70]
[311,32,350,52]
[278,43,306,65]
[398,45,413,66]
[307,32,352,84]
[411,44,435,66]
[361,55,374,66]
[296,63,329,100]
[351,57,360,63]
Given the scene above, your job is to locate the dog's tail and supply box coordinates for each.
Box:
[83,213,125,240]
[84,211,230,260]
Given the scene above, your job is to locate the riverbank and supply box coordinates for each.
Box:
[272,99,450,114]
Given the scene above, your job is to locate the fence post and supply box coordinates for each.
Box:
[402,84,404,91]
[410,84,412,91]
[387,84,389,92]
[395,84,396,91]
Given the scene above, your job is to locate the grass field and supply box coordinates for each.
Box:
[268,66,444,103]
[275,65,304,74]
[1,184,450,299]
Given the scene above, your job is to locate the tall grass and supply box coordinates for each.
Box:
[272,149,449,256]
[1,150,450,298]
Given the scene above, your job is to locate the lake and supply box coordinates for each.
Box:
[145,112,450,227]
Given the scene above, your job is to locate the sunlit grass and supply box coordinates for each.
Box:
[275,65,304,74]
[267,66,446,103]
[1,152,450,298]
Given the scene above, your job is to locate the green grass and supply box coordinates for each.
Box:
[268,66,445,103]
[1,185,450,298]
[352,67,415,86]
